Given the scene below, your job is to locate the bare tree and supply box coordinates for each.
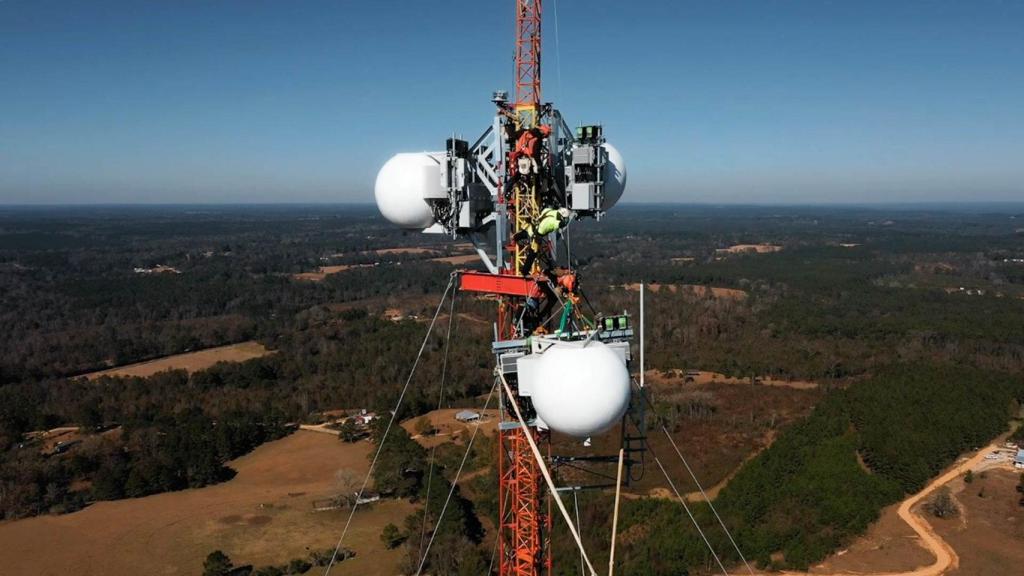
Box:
[335,468,361,507]
[925,487,958,518]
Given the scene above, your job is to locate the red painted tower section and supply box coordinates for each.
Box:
[503,2,549,575]
[514,0,542,129]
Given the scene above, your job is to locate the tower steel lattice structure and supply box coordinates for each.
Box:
[514,0,542,129]
[376,1,638,573]
[500,2,549,575]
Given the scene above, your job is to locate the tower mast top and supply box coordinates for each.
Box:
[514,0,542,129]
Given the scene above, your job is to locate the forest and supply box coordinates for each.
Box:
[2,204,1024,573]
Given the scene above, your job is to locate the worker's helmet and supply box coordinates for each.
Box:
[557,208,571,219]
[517,157,533,175]
[539,124,552,136]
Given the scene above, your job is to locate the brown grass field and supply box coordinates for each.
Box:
[83,341,271,380]
[930,469,1024,576]
[649,368,819,390]
[374,247,439,256]
[0,430,413,576]
[402,408,499,449]
[292,264,376,282]
[431,254,483,265]
[622,283,749,300]
[716,243,783,254]
[582,378,821,498]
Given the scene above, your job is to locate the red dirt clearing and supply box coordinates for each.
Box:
[431,254,482,265]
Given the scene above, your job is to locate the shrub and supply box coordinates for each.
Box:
[203,550,233,576]
[287,558,312,574]
[381,522,405,549]
[925,488,958,518]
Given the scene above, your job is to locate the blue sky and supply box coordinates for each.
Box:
[1,0,1021,204]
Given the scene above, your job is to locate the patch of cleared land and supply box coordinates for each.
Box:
[716,243,782,254]
[292,263,375,281]
[431,254,482,265]
[374,247,439,256]
[650,368,819,390]
[83,341,271,380]
[928,468,1024,576]
[402,408,499,449]
[622,283,748,300]
[807,503,934,574]
[293,247,467,281]
[0,430,413,576]
[595,378,821,499]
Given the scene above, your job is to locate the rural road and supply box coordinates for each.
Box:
[769,439,1008,576]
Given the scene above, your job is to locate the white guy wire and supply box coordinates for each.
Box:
[322,276,455,576]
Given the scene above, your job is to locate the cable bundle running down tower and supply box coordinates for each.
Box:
[373,2,638,575]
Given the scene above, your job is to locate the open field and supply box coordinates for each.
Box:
[374,247,439,256]
[83,341,271,380]
[599,380,821,497]
[716,243,783,254]
[431,254,483,265]
[402,408,499,449]
[622,283,749,300]
[807,504,934,574]
[0,430,412,576]
[931,469,1024,576]
[646,368,819,390]
[292,246,469,280]
[292,263,376,281]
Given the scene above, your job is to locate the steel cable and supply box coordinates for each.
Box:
[419,285,459,557]
[321,275,455,576]
[414,379,497,575]
[632,378,754,575]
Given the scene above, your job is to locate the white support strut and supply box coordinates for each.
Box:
[498,372,599,576]
[639,281,645,388]
[608,448,625,576]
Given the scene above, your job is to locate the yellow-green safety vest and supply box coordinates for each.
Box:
[535,208,562,236]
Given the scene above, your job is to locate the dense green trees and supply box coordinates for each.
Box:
[846,364,1019,493]
[623,364,1024,571]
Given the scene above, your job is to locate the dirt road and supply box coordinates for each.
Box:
[775,440,1005,576]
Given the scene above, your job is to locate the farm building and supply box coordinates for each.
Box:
[455,410,481,423]
[1015,448,1024,469]
[354,410,377,425]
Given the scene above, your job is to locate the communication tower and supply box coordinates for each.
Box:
[374,2,643,574]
